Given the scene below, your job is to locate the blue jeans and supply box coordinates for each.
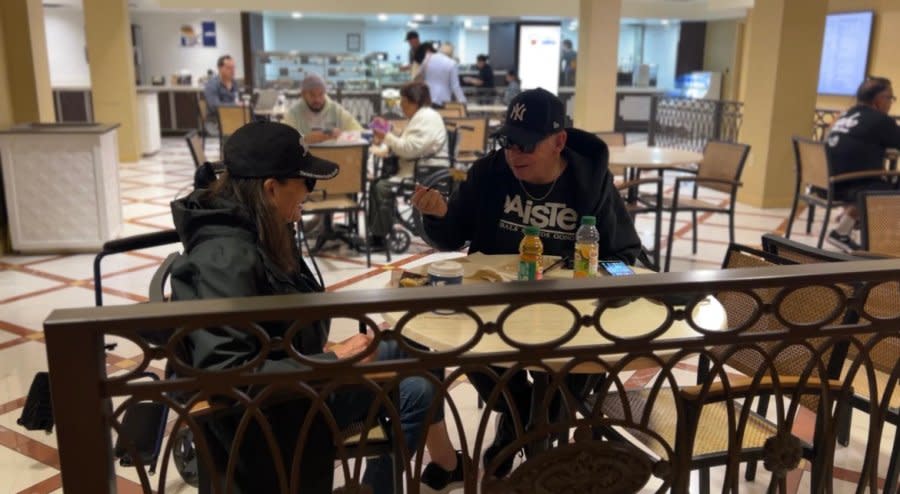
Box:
[330,340,444,494]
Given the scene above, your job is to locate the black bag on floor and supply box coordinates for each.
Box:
[17,372,54,433]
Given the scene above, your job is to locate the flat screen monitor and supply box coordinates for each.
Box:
[817,11,874,96]
[517,23,562,95]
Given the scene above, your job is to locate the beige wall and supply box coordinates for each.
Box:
[0,4,14,129]
[1,0,53,123]
[703,19,740,101]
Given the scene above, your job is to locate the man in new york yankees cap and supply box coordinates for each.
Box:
[411,88,641,477]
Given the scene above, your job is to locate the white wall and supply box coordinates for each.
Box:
[130,11,244,83]
[44,8,91,87]
[642,24,680,90]
[463,30,489,65]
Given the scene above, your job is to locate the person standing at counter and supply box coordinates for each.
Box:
[414,43,467,106]
[464,55,495,89]
[560,40,577,87]
[203,55,240,135]
[283,74,362,145]
[402,30,421,75]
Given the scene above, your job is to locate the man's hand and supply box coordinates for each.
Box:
[327,333,375,361]
[411,184,448,218]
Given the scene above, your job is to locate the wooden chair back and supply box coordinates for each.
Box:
[307,144,368,196]
[698,140,751,193]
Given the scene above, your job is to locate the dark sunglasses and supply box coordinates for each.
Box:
[304,178,317,192]
[496,134,538,154]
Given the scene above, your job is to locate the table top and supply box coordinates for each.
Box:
[608,144,703,169]
[308,130,370,147]
[467,104,508,114]
[383,254,727,372]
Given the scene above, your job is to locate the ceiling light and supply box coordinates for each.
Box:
[412,14,425,21]
[660,19,670,26]
[407,21,420,29]
[377,13,388,22]
[481,25,489,31]
[464,19,473,28]
[291,12,303,19]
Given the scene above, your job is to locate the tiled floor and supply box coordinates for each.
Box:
[0,138,893,493]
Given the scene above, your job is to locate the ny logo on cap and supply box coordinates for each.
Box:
[510,103,527,122]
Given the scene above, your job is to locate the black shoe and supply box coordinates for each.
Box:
[421,450,464,493]
[827,230,860,252]
[483,412,518,478]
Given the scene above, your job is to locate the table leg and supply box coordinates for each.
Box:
[528,372,551,456]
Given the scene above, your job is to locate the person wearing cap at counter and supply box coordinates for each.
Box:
[411,88,641,478]
[401,30,422,75]
[284,73,362,145]
[169,121,462,494]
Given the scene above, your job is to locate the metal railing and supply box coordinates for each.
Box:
[649,96,744,152]
[44,260,900,493]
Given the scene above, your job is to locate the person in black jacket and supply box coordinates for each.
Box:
[411,88,642,477]
[169,121,461,493]
[825,77,900,251]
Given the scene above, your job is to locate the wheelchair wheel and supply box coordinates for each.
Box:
[388,229,411,254]
[172,426,199,487]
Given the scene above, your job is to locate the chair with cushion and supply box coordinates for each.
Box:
[786,136,900,248]
[302,144,373,267]
[185,130,207,169]
[442,101,467,117]
[858,190,900,257]
[600,243,847,493]
[217,105,251,153]
[436,106,465,119]
[644,140,750,271]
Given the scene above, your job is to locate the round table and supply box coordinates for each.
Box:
[383,254,727,372]
[608,145,703,171]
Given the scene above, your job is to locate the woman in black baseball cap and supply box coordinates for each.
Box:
[168,121,460,493]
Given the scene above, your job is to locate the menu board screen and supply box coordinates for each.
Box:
[517,24,562,95]
[817,11,874,96]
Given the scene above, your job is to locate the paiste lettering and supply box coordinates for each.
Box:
[510,103,527,121]
[504,195,578,230]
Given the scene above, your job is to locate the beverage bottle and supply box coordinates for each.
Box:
[518,226,544,281]
[573,216,600,278]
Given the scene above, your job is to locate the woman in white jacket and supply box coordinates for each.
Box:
[369,82,449,248]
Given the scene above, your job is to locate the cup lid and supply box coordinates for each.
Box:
[427,261,464,277]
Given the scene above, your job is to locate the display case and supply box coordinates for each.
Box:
[254,51,409,90]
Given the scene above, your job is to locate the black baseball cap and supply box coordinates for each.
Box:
[405,30,419,41]
[223,121,339,181]
[493,88,566,149]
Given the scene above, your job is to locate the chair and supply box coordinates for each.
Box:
[436,106,465,119]
[303,144,372,267]
[217,105,251,152]
[442,101,467,117]
[786,136,900,248]
[858,190,900,257]
[197,94,209,145]
[446,117,488,165]
[600,243,846,493]
[616,176,663,269]
[185,130,207,169]
[651,140,750,271]
[93,230,181,307]
[761,233,900,492]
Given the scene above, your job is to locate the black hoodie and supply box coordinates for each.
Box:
[423,128,642,263]
[170,189,334,372]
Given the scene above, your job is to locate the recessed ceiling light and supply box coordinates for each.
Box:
[464,19,473,28]
[377,13,388,22]
[407,21,420,29]
[291,12,303,19]
[660,19,670,25]
[481,25,489,31]
[412,14,425,21]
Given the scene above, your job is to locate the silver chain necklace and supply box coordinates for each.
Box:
[517,159,565,201]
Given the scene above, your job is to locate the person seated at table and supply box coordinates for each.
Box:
[503,70,522,105]
[203,54,241,136]
[368,81,448,250]
[411,88,641,477]
[284,73,362,145]
[825,76,900,251]
[169,121,461,493]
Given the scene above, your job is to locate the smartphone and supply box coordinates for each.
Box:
[600,260,635,277]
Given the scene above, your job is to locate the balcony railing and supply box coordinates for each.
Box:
[44,259,900,493]
[648,96,744,152]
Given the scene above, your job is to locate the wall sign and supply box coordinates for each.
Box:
[202,21,217,47]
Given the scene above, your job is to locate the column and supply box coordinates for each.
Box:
[572,0,621,131]
[83,0,141,162]
[0,0,54,124]
[739,0,827,208]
